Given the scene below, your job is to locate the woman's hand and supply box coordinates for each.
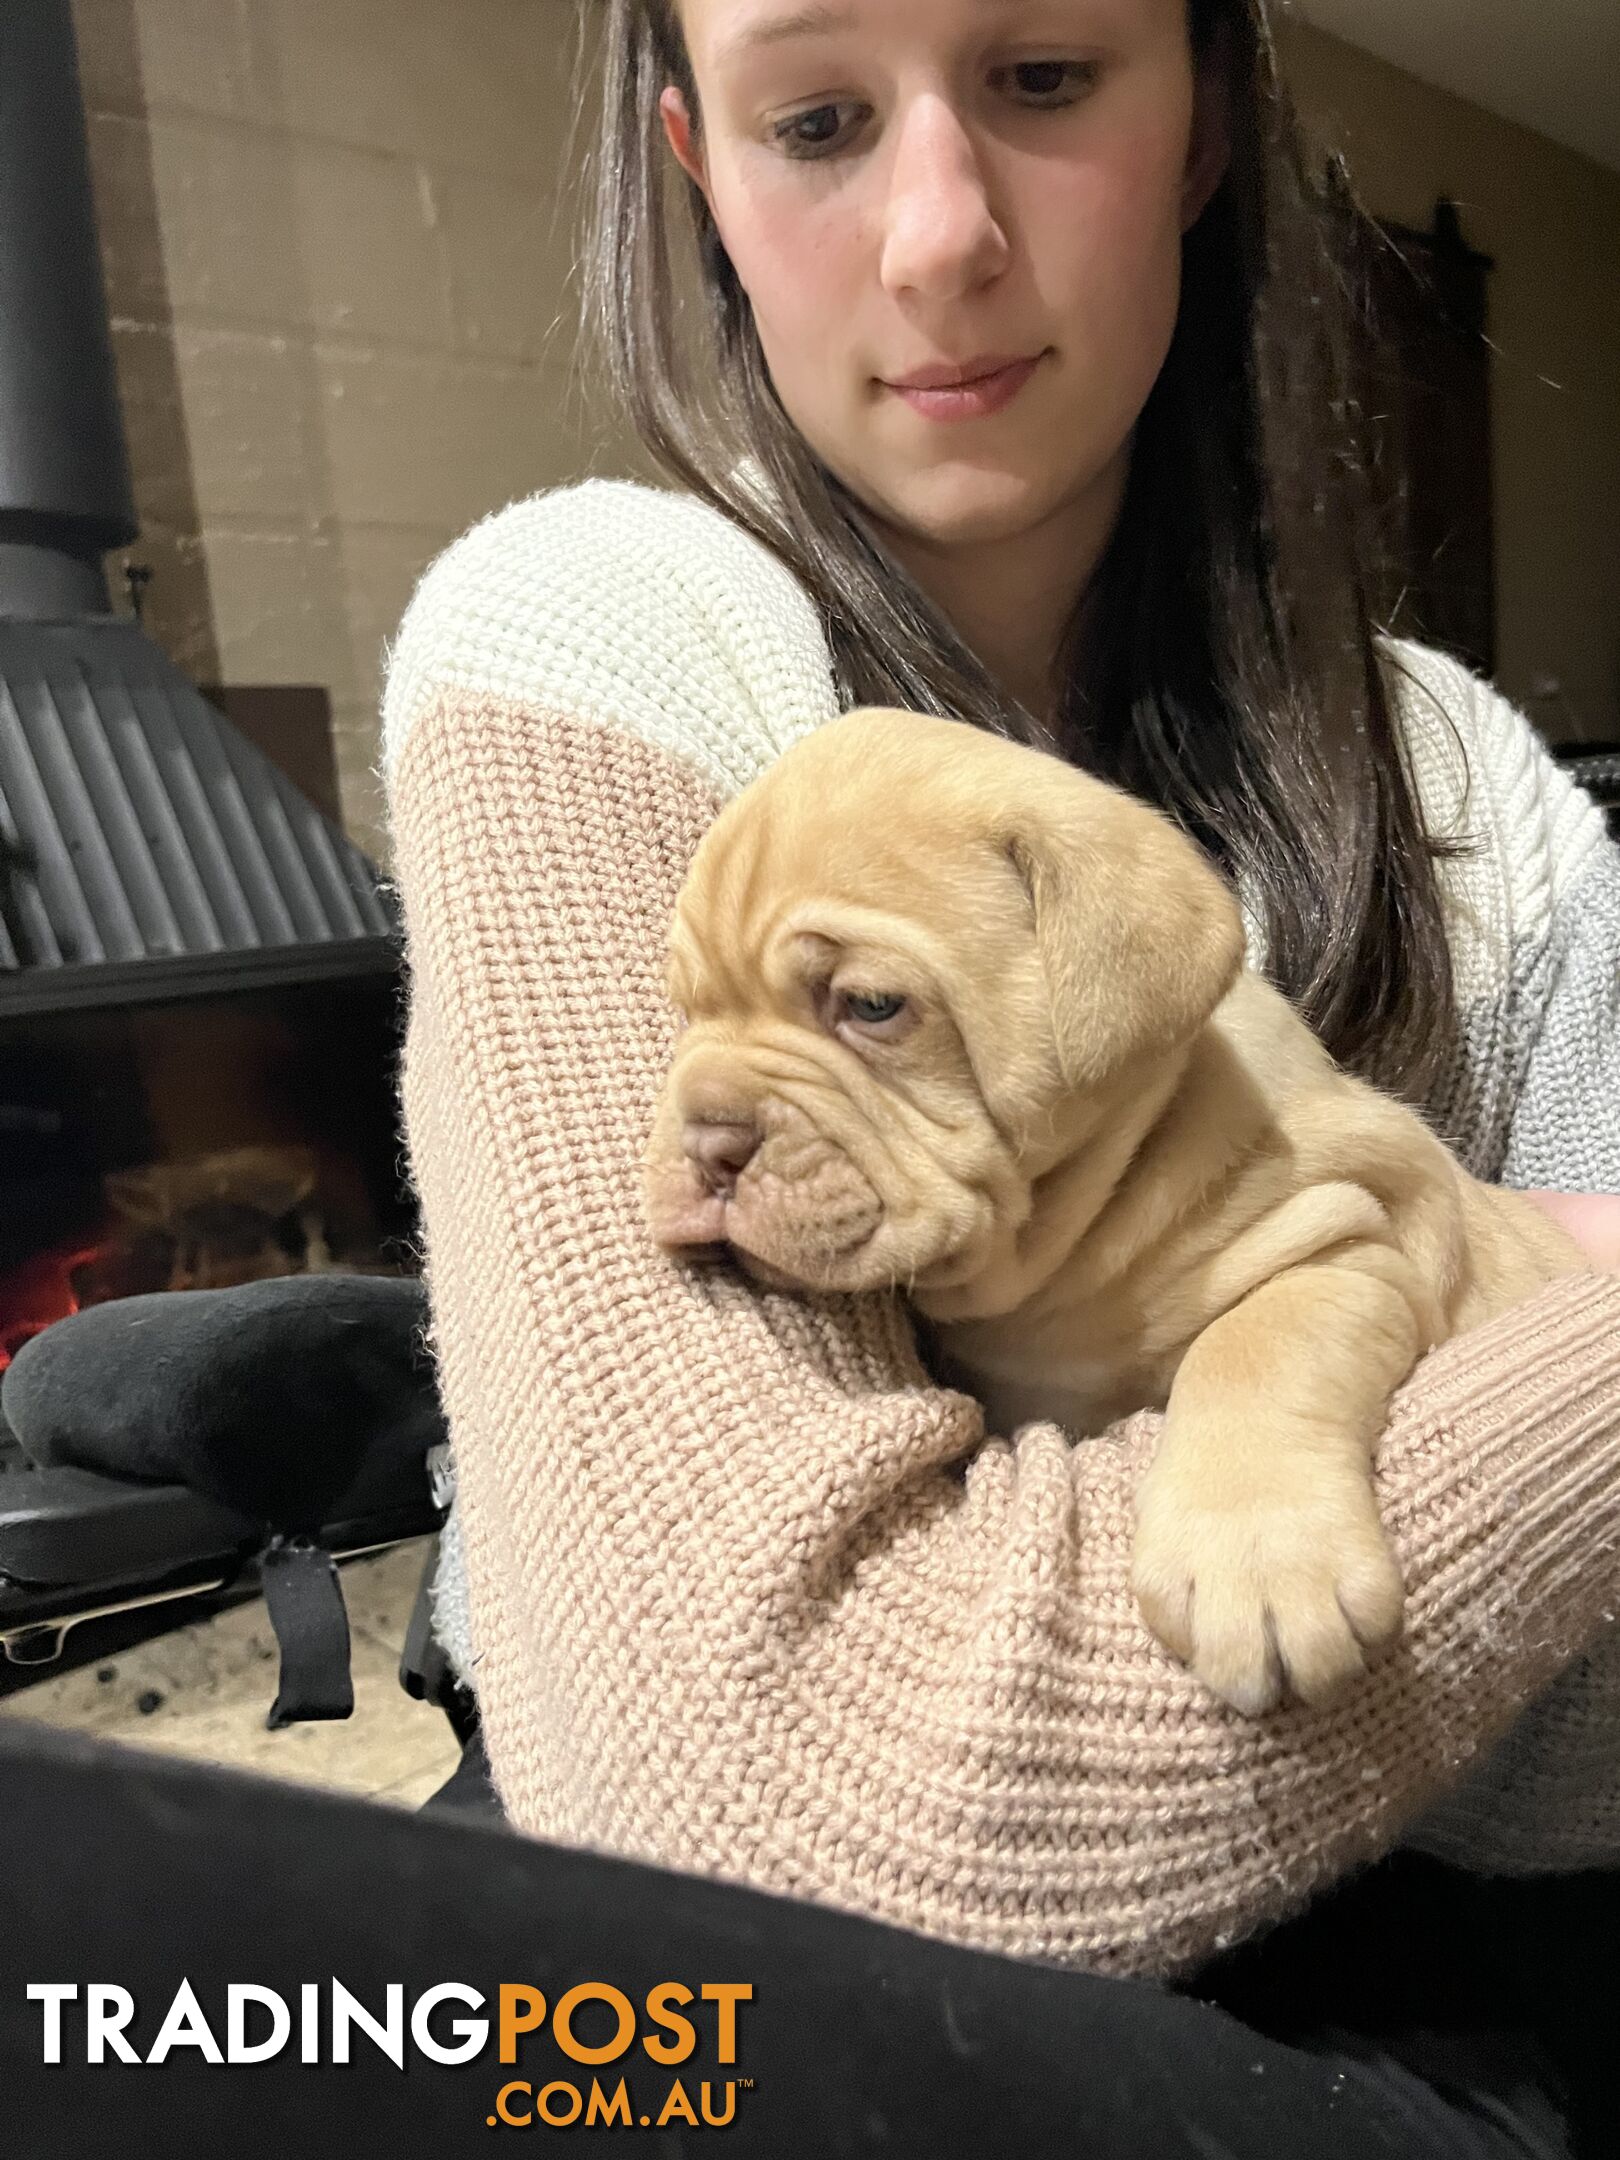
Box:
[1519,1189,1620,1270]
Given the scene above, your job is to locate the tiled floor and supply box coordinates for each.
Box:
[0,1539,462,1807]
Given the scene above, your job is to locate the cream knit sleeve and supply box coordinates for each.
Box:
[383,484,1620,1979]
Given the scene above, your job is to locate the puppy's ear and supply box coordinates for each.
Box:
[1002,785,1246,1094]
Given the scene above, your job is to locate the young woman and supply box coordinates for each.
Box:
[382,0,1620,2148]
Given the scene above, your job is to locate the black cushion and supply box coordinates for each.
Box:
[0,1275,445,1535]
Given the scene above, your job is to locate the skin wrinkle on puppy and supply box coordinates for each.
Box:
[644,706,1588,1716]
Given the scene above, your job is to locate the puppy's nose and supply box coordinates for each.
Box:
[682,1120,761,1195]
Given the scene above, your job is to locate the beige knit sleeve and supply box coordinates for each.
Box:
[390,684,1620,1981]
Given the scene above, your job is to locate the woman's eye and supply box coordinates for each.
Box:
[773,60,1105,157]
[842,992,907,1026]
[771,100,867,158]
[997,59,1099,106]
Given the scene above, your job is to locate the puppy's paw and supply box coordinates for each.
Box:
[1131,1470,1404,1716]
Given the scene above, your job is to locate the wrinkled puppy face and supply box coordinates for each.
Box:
[642,708,1246,1298]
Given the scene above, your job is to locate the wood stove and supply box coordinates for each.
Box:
[0,0,414,1370]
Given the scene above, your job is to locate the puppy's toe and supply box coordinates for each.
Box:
[1134,1523,1281,1711]
[1191,1598,1284,1717]
[1334,1539,1407,1652]
[1132,1562,1196,1667]
[1265,1576,1371,1709]
[1274,1503,1405,1706]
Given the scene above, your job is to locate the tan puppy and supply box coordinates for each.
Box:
[642,708,1585,1714]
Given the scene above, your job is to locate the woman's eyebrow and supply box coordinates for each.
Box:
[716,0,1077,68]
[716,3,857,64]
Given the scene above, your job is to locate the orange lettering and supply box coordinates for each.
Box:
[702,1984,753,2065]
[498,1985,546,2065]
[553,1984,635,2066]
[643,1983,696,2065]
[494,2081,532,2127]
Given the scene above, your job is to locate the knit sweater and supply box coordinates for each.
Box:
[381,476,1620,1978]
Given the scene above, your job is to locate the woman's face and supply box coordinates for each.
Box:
[663,0,1227,556]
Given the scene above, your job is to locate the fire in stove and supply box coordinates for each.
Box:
[0,1139,407,1374]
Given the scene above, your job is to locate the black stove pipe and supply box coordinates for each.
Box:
[0,0,139,618]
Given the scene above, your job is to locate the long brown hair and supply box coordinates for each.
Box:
[582,0,1477,1115]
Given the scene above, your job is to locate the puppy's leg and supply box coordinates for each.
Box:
[1131,1254,1420,1715]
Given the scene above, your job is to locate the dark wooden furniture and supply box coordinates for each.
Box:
[1353,197,1497,681]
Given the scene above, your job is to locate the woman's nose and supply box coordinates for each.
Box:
[879,97,1009,302]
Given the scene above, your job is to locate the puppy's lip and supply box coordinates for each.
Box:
[727,1220,881,1292]
[647,1184,730,1248]
[730,1248,806,1291]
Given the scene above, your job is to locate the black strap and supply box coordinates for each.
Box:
[259,1537,354,1728]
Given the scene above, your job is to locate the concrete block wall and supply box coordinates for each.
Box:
[70,0,649,862]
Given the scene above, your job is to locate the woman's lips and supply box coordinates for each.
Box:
[884,355,1042,422]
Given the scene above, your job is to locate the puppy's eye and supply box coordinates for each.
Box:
[842,992,907,1026]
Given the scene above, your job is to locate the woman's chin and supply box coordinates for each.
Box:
[868,469,1056,552]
